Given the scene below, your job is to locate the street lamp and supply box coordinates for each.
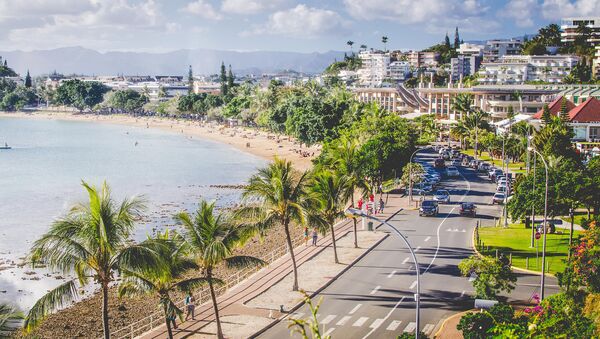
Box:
[345,208,421,338]
[408,146,432,206]
[528,146,549,300]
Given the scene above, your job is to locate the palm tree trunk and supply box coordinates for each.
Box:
[351,194,358,248]
[330,222,339,264]
[207,270,224,339]
[101,283,110,339]
[283,221,299,291]
[163,304,174,339]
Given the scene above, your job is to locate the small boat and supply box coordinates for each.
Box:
[0,143,11,150]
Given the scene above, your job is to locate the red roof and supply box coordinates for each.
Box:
[532,96,576,119]
[567,97,600,123]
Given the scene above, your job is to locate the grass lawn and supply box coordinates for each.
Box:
[560,212,589,226]
[463,149,526,173]
[477,224,582,275]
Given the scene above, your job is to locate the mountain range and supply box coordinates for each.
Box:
[0,47,346,77]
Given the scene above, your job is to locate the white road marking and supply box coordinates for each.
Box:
[403,322,416,333]
[415,246,422,252]
[402,257,409,264]
[387,270,397,278]
[321,315,336,324]
[360,297,405,339]
[349,304,362,314]
[386,320,402,331]
[369,318,384,329]
[336,316,351,326]
[293,312,304,318]
[370,285,381,295]
[460,290,466,297]
[423,324,435,335]
[424,236,431,242]
[409,280,417,289]
[353,317,369,327]
[323,328,336,336]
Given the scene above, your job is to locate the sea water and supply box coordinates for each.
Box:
[0,116,265,309]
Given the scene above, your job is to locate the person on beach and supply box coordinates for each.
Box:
[379,198,385,213]
[184,294,195,320]
[304,226,309,246]
[311,227,318,246]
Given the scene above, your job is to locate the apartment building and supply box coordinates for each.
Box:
[458,43,485,57]
[354,87,420,114]
[357,50,390,86]
[478,55,579,85]
[407,51,440,68]
[389,61,411,81]
[483,39,523,63]
[450,55,482,81]
[561,17,600,46]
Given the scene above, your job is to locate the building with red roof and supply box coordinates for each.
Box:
[568,97,600,141]
[532,96,576,119]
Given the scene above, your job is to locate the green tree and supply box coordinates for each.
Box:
[220,62,228,98]
[444,32,451,49]
[243,158,311,291]
[108,89,148,113]
[188,65,194,94]
[560,97,570,123]
[118,231,205,339]
[541,104,552,124]
[24,181,159,339]
[452,93,473,121]
[522,41,547,55]
[24,70,32,88]
[528,292,596,338]
[454,26,460,49]
[346,40,354,54]
[174,200,264,339]
[54,79,109,111]
[458,255,517,299]
[309,170,350,264]
[457,311,494,339]
[227,65,234,95]
[0,303,23,336]
[381,36,388,52]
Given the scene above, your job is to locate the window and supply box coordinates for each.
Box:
[573,126,587,140]
[590,127,600,140]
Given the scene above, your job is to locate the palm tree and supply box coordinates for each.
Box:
[0,303,23,336]
[381,36,388,52]
[309,170,350,264]
[322,136,370,248]
[24,181,159,339]
[346,40,354,55]
[359,44,367,51]
[118,231,206,339]
[243,158,311,291]
[461,108,490,158]
[174,200,264,339]
[450,122,469,149]
[452,93,473,121]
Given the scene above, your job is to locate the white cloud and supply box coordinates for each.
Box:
[541,0,600,19]
[502,0,538,28]
[182,0,223,20]
[342,0,497,34]
[221,0,287,14]
[243,4,348,38]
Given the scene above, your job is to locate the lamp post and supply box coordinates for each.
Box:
[408,147,432,206]
[345,208,421,338]
[528,147,549,300]
[568,207,575,260]
[530,153,537,248]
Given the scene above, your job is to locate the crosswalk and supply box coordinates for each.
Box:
[292,312,436,336]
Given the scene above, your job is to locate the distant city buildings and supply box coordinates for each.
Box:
[450,55,481,81]
[482,39,523,63]
[407,51,440,69]
[356,50,410,86]
[478,55,579,85]
[561,17,600,46]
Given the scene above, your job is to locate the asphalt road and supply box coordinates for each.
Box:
[258,151,559,338]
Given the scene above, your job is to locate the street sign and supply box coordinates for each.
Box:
[535,232,541,240]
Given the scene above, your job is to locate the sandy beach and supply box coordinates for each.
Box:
[0,110,320,170]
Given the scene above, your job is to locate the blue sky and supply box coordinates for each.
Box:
[0,0,599,53]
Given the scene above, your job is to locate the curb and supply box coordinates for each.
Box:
[471,227,556,278]
[433,310,471,338]
[249,205,405,338]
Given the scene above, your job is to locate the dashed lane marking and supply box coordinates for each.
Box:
[424,236,431,242]
[336,316,351,326]
[387,270,397,278]
[321,315,336,324]
[402,257,409,264]
[370,285,381,295]
[409,280,417,289]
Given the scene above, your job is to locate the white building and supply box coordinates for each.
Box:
[389,61,411,81]
[483,39,523,63]
[458,43,485,57]
[478,55,579,85]
[561,17,600,46]
[450,55,481,81]
[357,50,390,86]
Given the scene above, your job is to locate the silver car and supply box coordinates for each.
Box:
[433,190,451,203]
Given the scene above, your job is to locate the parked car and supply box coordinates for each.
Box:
[459,202,477,217]
[451,159,462,167]
[419,200,439,217]
[433,189,451,203]
[434,158,446,169]
[492,192,506,204]
[496,185,507,194]
[446,166,460,177]
[478,163,491,172]
[470,160,480,169]
[415,182,433,194]
[491,169,503,181]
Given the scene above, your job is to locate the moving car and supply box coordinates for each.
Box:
[434,158,446,169]
[451,159,462,167]
[446,166,460,177]
[433,189,451,203]
[419,200,439,217]
[459,202,477,217]
[492,192,506,204]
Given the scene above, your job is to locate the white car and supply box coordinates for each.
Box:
[446,166,460,177]
[451,159,461,167]
[433,190,451,203]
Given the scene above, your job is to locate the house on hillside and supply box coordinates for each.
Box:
[533,97,600,142]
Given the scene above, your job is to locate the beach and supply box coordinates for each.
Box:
[0,110,320,170]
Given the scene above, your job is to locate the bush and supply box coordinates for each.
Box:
[456,312,494,339]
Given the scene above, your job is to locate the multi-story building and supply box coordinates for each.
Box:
[354,87,422,114]
[561,17,600,46]
[478,55,579,85]
[533,96,600,142]
[357,50,390,86]
[407,51,440,68]
[483,39,523,63]
[458,43,485,57]
[594,46,600,77]
[450,55,482,81]
[389,61,411,81]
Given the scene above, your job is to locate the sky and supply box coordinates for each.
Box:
[0,0,599,53]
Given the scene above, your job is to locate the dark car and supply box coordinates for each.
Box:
[434,158,446,169]
[459,202,477,217]
[419,200,439,217]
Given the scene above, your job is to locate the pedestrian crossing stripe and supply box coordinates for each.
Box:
[369,318,384,329]
[336,316,351,326]
[323,327,335,336]
[423,323,435,335]
[321,315,336,324]
[386,320,402,331]
[403,322,416,333]
[352,317,369,327]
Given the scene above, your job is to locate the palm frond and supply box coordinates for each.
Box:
[175,277,211,293]
[23,280,79,332]
[224,255,265,269]
[0,303,23,334]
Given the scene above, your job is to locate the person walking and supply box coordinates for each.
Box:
[184,293,195,321]
[311,227,318,246]
[304,226,309,246]
[168,310,178,330]
[379,198,385,213]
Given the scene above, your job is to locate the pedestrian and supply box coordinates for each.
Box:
[311,227,318,246]
[184,293,195,320]
[379,198,385,213]
[304,226,309,246]
[168,311,177,330]
[369,193,374,203]
[357,197,364,210]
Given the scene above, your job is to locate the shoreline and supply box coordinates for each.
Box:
[0,110,320,170]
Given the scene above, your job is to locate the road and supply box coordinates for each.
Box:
[258,150,559,338]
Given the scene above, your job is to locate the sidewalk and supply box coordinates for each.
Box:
[139,194,407,339]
